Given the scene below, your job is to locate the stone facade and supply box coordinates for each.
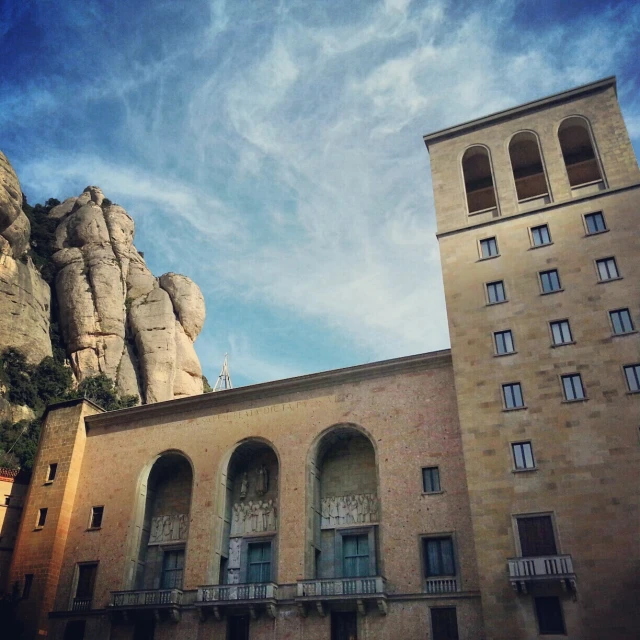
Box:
[0,467,29,590]
[424,76,640,639]
[5,77,639,640]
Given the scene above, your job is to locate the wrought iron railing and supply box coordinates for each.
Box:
[71,597,92,611]
[296,576,386,598]
[111,588,183,608]
[197,582,278,603]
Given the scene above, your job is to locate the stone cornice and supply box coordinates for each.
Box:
[84,350,452,430]
[423,76,616,147]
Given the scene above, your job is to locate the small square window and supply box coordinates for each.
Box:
[535,596,566,635]
[46,463,58,483]
[37,508,48,528]
[561,374,585,401]
[422,467,441,493]
[512,442,535,470]
[531,224,551,247]
[479,237,499,259]
[487,281,506,304]
[624,365,640,392]
[550,320,573,345]
[585,211,607,234]
[494,330,515,355]
[90,506,104,529]
[503,383,525,409]
[596,257,620,281]
[610,309,634,335]
[540,269,562,293]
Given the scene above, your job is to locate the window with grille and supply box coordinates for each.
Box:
[479,237,499,258]
[424,537,455,577]
[494,330,515,355]
[342,534,370,578]
[535,597,566,635]
[624,365,640,392]
[422,467,441,493]
[596,257,619,281]
[487,281,506,304]
[512,442,535,470]
[550,320,573,345]
[540,269,562,293]
[610,309,634,335]
[431,607,460,640]
[584,211,606,234]
[531,224,551,246]
[517,515,557,557]
[247,542,272,583]
[503,383,524,409]
[561,374,585,401]
[161,549,185,589]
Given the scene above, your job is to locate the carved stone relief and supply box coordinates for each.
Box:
[228,538,241,569]
[230,499,277,536]
[149,514,188,544]
[320,494,378,529]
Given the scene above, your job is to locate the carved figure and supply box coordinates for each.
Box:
[178,514,188,540]
[256,464,269,496]
[240,472,248,500]
[251,501,261,532]
[150,516,163,542]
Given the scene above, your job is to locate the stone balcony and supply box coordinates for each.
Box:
[71,597,92,612]
[196,583,278,620]
[110,588,183,622]
[295,576,387,616]
[424,577,459,595]
[508,554,577,594]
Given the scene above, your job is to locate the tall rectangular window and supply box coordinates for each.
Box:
[584,211,606,234]
[479,237,499,258]
[422,467,441,493]
[343,534,370,578]
[247,542,272,583]
[624,365,640,392]
[550,320,573,345]
[90,506,104,529]
[424,537,455,577]
[517,515,557,557]
[161,549,185,589]
[540,269,562,293]
[502,383,524,409]
[487,281,506,304]
[562,374,585,401]
[512,442,535,470]
[23,574,34,599]
[596,257,620,281]
[531,224,551,247]
[37,508,48,528]
[75,563,98,603]
[431,607,460,640]
[46,463,58,482]
[535,597,566,635]
[610,309,634,335]
[494,330,515,355]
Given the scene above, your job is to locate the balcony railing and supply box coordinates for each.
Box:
[297,576,385,598]
[111,588,183,608]
[197,583,278,603]
[508,555,576,593]
[425,577,458,594]
[71,598,92,611]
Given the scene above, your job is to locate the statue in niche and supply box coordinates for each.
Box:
[162,515,174,540]
[256,464,269,496]
[239,472,248,500]
[251,500,261,532]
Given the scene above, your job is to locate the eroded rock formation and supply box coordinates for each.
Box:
[0,151,205,406]
[0,152,52,365]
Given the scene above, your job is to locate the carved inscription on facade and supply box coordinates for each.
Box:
[230,500,277,536]
[321,494,378,529]
[149,514,188,544]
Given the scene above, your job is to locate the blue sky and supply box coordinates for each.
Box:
[1,0,639,388]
